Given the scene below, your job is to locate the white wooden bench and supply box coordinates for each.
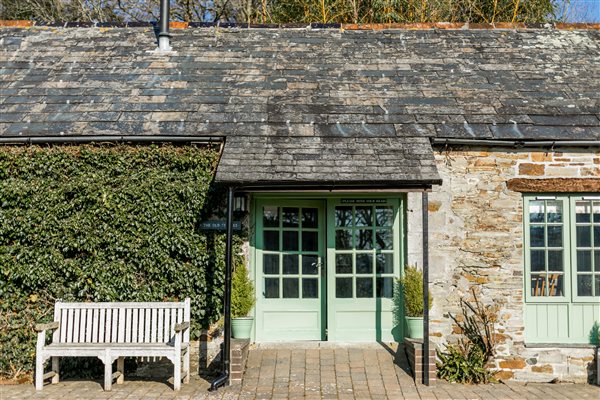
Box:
[35,298,190,391]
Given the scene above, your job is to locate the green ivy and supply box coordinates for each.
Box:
[0,144,233,379]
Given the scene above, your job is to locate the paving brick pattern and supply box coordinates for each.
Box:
[2,345,599,399]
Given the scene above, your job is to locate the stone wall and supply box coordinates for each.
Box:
[415,146,600,383]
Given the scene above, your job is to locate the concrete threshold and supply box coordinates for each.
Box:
[254,341,398,349]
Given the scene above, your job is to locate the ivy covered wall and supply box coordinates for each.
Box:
[0,145,230,379]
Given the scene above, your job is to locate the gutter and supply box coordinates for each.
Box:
[0,135,223,145]
[431,138,600,147]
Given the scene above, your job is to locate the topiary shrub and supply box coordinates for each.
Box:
[231,260,255,318]
[397,266,432,317]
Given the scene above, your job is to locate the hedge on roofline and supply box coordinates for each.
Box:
[0,144,240,379]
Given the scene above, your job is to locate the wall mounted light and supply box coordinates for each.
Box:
[233,193,248,213]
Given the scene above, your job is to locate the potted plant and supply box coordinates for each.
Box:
[231,260,255,339]
[397,266,432,339]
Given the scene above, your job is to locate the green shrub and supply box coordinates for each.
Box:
[231,260,255,318]
[436,340,491,384]
[0,144,236,379]
[397,266,432,317]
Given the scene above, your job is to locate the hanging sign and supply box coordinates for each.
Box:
[199,220,242,231]
[340,199,387,204]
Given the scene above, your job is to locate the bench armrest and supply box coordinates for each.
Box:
[174,321,190,333]
[35,321,59,332]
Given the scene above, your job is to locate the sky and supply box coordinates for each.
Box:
[557,0,600,22]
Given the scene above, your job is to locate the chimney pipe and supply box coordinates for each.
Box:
[158,0,172,51]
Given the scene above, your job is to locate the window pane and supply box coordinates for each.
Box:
[547,226,562,247]
[529,201,545,223]
[356,278,373,298]
[336,254,353,274]
[376,253,394,274]
[263,206,279,227]
[577,275,593,296]
[547,250,563,272]
[355,206,372,227]
[335,230,352,250]
[530,274,547,296]
[283,231,299,251]
[302,278,318,299]
[263,254,279,275]
[336,278,352,298]
[595,275,600,297]
[375,229,393,250]
[577,250,592,271]
[595,226,600,247]
[283,278,299,298]
[302,208,318,228]
[355,229,373,250]
[335,206,352,227]
[594,202,600,223]
[576,201,591,223]
[595,251,600,272]
[264,278,279,298]
[546,201,563,223]
[530,250,545,272]
[302,255,319,275]
[264,231,279,251]
[377,277,394,298]
[282,207,299,227]
[376,206,394,227]
[283,254,299,275]
[530,225,545,247]
[576,226,591,247]
[302,231,318,252]
[356,254,373,274]
[548,274,563,297]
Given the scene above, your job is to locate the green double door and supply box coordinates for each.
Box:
[254,197,402,342]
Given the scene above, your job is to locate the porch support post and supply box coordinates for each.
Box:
[422,191,430,386]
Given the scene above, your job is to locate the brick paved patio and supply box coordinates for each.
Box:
[2,343,599,400]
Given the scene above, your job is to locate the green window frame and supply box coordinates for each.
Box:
[524,194,600,302]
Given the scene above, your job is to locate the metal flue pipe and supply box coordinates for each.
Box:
[158,0,172,51]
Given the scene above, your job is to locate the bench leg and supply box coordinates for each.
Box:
[183,348,190,384]
[35,354,44,390]
[103,359,112,391]
[173,353,181,391]
[51,357,60,384]
[116,357,124,384]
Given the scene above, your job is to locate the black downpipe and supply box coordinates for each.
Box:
[210,186,234,391]
[422,192,430,386]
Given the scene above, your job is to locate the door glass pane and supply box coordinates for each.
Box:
[335,207,352,227]
[375,229,393,250]
[283,231,299,251]
[264,231,279,251]
[335,230,352,250]
[547,226,562,247]
[376,253,394,274]
[336,254,353,274]
[336,278,353,298]
[302,231,318,252]
[576,226,591,247]
[376,277,394,298]
[576,201,591,223]
[302,278,318,299]
[282,207,299,227]
[355,206,372,227]
[376,206,394,227]
[594,202,600,223]
[530,226,544,247]
[283,254,299,274]
[264,278,279,298]
[546,201,563,223]
[548,274,563,296]
[547,250,563,272]
[356,254,373,274]
[263,206,279,227]
[577,275,593,296]
[356,278,373,298]
[595,251,600,272]
[530,274,547,296]
[302,255,319,275]
[263,254,279,274]
[302,208,318,228]
[595,275,600,296]
[529,201,545,223]
[530,250,545,272]
[355,229,373,250]
[577,250,592,271]
[283,278,299,298]
[594,226,600,247]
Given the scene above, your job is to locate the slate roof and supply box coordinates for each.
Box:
[1,26,600,186]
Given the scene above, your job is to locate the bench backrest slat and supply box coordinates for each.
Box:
[53,299,190,345]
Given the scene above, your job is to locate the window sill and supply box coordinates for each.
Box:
[525,343,598,349]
